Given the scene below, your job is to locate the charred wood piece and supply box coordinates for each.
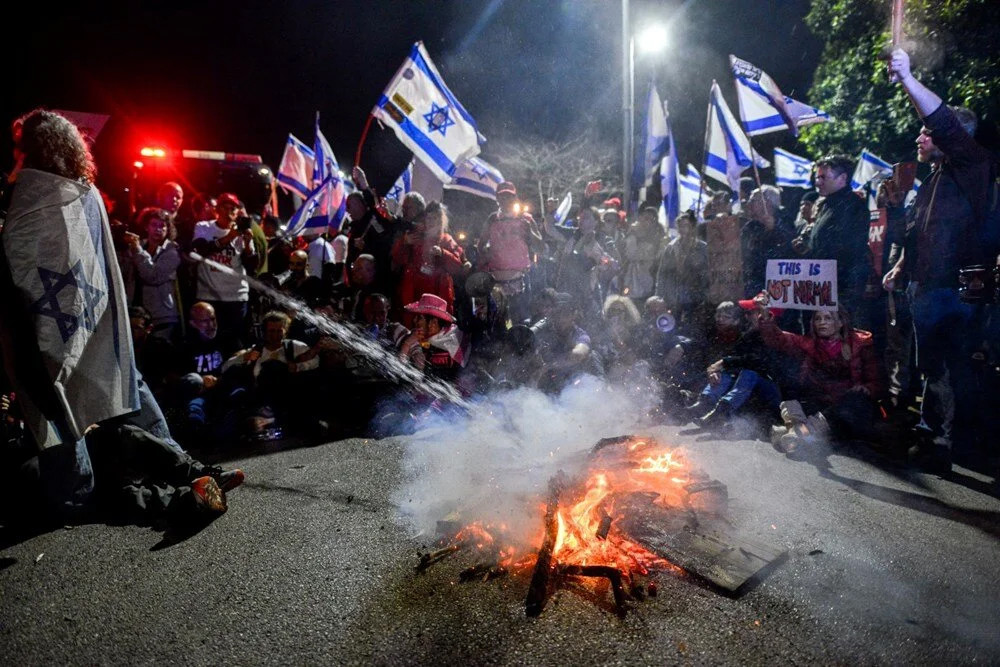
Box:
[414,543,463,573]
[557,564,629,617]
[459,562,508,582]
[525,472,566,617]
[596,512,613,540]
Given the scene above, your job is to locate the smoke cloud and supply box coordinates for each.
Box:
[392,374,660,546]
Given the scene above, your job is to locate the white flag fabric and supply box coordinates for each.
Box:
[731,61,831,137]
[850,149,892,190]
[638,84,670,187]
[774,148,814,188]
[311,114,348,230]
[386,161,413,204]
[553,192,572,227]
[276,134,315,199]
[678,163,707,217]
[372,41,482,182]
[704,81,767,192]
[731,55,797,136]
[444,156,504,199]
[3,170,139,447]
[286,175,345,237]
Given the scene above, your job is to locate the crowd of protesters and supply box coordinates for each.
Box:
[2,47,999,529]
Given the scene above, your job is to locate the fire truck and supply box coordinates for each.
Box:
[127,144,276,217]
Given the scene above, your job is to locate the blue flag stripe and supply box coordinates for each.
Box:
[277,173,311,199]
[450,177,497,196]
[378,95,457,176]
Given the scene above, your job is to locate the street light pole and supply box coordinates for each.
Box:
[621,0,633,208]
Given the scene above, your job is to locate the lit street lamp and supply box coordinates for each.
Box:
[622,0,668,209]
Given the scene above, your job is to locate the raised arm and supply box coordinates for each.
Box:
[887,48,942,119]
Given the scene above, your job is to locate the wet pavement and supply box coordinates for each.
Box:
[2,424,999,665]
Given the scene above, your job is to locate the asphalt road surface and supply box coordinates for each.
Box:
[2,424,998,665]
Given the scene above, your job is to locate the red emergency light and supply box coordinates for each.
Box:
[139,146,168,158]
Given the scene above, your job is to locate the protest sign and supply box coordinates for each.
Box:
[765,259,838,311]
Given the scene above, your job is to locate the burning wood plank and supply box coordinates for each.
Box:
[525,472,565,617]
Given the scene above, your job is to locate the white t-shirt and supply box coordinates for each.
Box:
[192,221,250,302]
[307,236,335,278]
[222,339,317,378]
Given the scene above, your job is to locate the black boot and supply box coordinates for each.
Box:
[697,401,732,429]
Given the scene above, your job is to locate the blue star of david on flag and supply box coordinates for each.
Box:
[471,163,489,180]
[423,102,455,137]
[388,185,403,200]
[794,164,810,177]
[29,261,105,343]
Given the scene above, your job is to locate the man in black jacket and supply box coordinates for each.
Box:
[882,48,997,472]
[804,154,872,320]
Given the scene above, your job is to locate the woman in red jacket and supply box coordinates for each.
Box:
[751,302,884,452]
[391,201,471,327]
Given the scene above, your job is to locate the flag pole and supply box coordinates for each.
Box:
[354,114,375,168]
[696,86,714,219]
[748,136,763,189]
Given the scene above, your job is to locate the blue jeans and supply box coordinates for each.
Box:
[699,369,781,413]
[909,286,973,445]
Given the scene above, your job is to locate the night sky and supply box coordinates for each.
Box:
[7,0,821,196]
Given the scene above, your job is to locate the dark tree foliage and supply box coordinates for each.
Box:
[800,0,1000,161]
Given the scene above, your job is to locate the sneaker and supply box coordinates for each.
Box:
[200,466,246,493]
[190,476,228,514]
[697,402,731,429]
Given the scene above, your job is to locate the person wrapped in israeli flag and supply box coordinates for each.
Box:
[774,148,814,188]
[731,55,831,137]
[444,156,504,199]
[276,133,315,199]
[850,149,892,190]
[2,167,139,450]
[372,41,482,182]
[704,81,769,193]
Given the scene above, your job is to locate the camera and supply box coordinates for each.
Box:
[958,264,1000,304]
[235,215,253,232]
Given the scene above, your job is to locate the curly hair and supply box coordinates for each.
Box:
[15,109,96,183]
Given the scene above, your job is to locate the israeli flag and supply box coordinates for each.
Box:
[553,192,572,227]
[386,161,413,204]
[372,41,482,182]
[679,164,707,218]
[311,113,347,229]
[774,148,814,188]
[444,156,504,200]
[704,81,769,193]
[637,84,670,188]
[732,58,831,137]
[286,175,344,237]
[276,134,315,199]
[850,149,892,190]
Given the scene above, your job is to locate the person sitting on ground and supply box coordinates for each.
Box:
[530,292,603,393]
[399,293,470,384]
[169,302,241,445]
[221,310,334,438]
[683,301,781,431]
[129,306,173,394]
[280,249,311,297]
[749,298,883,454]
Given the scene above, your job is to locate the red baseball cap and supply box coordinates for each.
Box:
[496,181,517,196]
